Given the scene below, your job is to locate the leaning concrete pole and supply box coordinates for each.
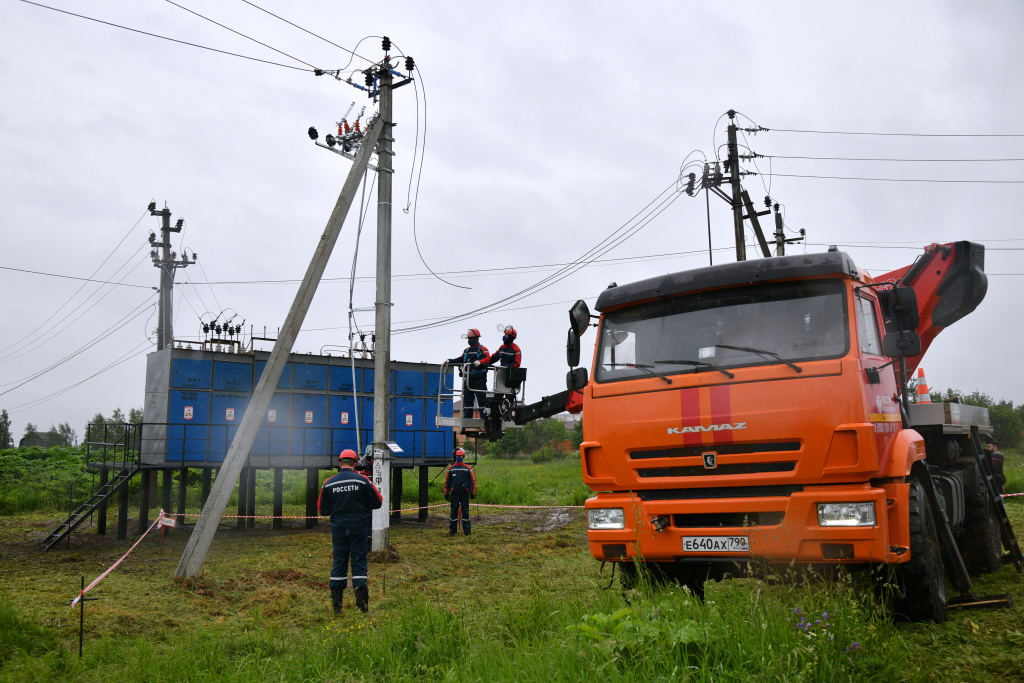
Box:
[175,118,384,578]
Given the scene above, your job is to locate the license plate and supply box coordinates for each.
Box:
[682,536,749,553]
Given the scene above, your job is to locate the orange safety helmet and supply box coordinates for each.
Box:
[454,447,466,459]
[339,448,358,462]
[503,326,517,340]
[464,328,481,340]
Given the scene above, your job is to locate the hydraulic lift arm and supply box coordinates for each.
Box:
[876,241,987,375]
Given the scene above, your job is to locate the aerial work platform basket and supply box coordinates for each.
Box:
[435,362,527,439]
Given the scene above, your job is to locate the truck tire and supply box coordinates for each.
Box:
[960,482,1002,576]
[888,478,947,622]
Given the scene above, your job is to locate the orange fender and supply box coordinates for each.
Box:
[884,428,926,477]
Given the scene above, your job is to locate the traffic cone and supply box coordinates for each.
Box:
[916,368,931,404]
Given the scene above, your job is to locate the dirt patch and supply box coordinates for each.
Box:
[261,568,321,588]
[533,508,576,533]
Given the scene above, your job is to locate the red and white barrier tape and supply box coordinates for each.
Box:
[174,502,584,520]
[70,510,168,608]
[1002,492,1023,499]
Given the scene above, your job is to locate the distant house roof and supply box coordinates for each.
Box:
[19,430,63,449]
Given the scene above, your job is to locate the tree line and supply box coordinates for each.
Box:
[0,407,143,450]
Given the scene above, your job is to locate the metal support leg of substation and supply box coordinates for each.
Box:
[138,469,151,534]
[201,469,212,507]
[391,467,403,522]
[177,467,188,526]
[237,467,249,530]
[97,468,109,536]
[305,468,319,529]
[273,469,283,531]
[418,465,428,523]
[117,478,129,540]
[246,468,256,529]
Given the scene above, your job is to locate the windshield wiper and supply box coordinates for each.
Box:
[606,362,673,384]
[715,344,803,374]
[655,359,735,379]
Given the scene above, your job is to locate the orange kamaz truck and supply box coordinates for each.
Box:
[557,241,1021,621]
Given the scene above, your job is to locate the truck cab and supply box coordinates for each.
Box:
[577,242,1003,613]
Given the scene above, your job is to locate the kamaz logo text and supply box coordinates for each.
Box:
[667,422,746,435]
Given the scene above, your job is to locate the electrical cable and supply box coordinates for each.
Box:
[764,154,1024,163]
[0,243,152,363]
[164,0,317,69]
[0,209,150,355]
[16,0,311,72]
[240,0,374,68]
[0,265,151,289]
[765,127,1024,138]
[768,173,1024,184]
[0,294,157,395]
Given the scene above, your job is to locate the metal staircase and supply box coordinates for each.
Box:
[41,423,141,550]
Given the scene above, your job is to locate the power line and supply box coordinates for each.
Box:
[769,173,1024,184]
[240,0,373,68]
[163,0,316,69]
[0,265,152,289]
[766,127,1024,138]
[17,0,311,72]
[766,155,1024,163]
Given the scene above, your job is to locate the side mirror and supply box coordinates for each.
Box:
[569,300,591,337]
[566,367,588,391]
[879,286,920,334]
[882,330,922,358]
[567,329,580,367]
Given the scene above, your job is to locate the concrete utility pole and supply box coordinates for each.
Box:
[371,63,394,552]
[149,204,195,349]
[175,118,384,578]
[773,203,786,256]
[726,110,745,262]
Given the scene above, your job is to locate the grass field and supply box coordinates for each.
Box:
[1,451,1022,682]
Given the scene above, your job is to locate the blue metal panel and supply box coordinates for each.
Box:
[292,394,326,456]
[209,392,249,461]
[253,393,291,456]
[169,390,211,424]
[394,397,423,431]
[171,359,211,389]
[362,368,396,393]
[425,398,453,427]
[212,361,252,392]
[255,361,292,389]
[168,424,211,462]
[424,431,452,458]
[426,370,452,398]
[209,425,239,462]
[395,370,424,397]
[293,363,328,391]
[360,396,375,430]
[329,366,358,393]
[328,395,356,429]
[329,428,361,456]
[392,430,418,457]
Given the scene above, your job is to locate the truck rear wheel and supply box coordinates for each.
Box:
[887,478,948,622]
[960,481,1002,576]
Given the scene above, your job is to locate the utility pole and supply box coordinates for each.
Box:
[149,204,195,349]
[726,110,745,262]
[773,203,786,256]
[371,61,394,553]
[175,118,384,578]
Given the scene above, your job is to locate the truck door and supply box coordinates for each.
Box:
[855,291,901,461]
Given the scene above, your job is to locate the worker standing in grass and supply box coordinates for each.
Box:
[447,328,489,419]
[318,449,383,615]
[445,447,477,536]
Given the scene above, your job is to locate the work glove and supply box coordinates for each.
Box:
[473,360,481,367]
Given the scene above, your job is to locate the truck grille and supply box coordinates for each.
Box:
[673,511,785,527]
[638,485,803,501]
[630,442,801,460]
[637,462,796,478]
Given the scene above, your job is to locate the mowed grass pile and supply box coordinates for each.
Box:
[0,450,1021,681]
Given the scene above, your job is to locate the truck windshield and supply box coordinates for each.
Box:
[595,279,849,383]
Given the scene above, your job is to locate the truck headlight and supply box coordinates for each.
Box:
[588,508,625,530]
[817,502,876,527]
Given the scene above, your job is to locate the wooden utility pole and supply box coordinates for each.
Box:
[726,110,745,262]
[175,118,384,578]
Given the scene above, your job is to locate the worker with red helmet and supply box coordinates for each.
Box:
[318,448,383,615]
[444,447,477,536]
[477,325,521,368]
[447,328,490,419]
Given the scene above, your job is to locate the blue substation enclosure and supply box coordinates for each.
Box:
[142,348,453,468]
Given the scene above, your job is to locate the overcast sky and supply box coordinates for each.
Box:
[1,0,1022,441]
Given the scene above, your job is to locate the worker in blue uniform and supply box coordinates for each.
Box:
[447,327,490,419]
[318,449,383,615]
[444,447,477,536]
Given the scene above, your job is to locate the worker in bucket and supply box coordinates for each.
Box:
[444,447,477,536]
[318,449,383,615]
[447,328,490,419]
[985,437,1007,493]
[477,325,522,368]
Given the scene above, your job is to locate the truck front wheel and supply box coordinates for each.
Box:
[618,561,710,599]
[960,477,1002,576]
[883,477,948,622]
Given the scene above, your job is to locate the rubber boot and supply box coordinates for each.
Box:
[355,589,369,614]
[331,589,344,616]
